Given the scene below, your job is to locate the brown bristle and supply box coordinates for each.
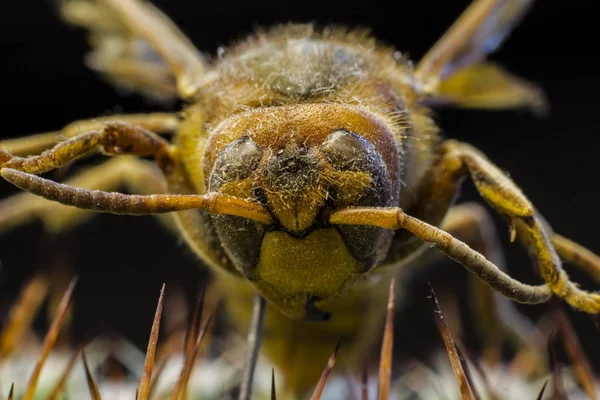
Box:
[46,347,81,400]
[593,315,600,332]
[22,276,78,400]
[547,334,566,400]
[455,344,482,400]
[377,278,396,400]
[239,295,267,400]
[361,357,369,400]
[46,254,75,350]
[553,307,598,399]
[82,349,102,400]
[137,284,166,400]
[6,383,14,400]
[185,286,205,358]
[536,380,549,400]
[508,311,552,377]
[458,338,501,400]
[149,354,171,398]
[429,284,474,400]
[0,273,50,360]
[169,315,213,400]
[271,368,277,400]
[153,331,185,374]
[310,341,342,400]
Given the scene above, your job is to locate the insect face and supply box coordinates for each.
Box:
[204,103,400,320]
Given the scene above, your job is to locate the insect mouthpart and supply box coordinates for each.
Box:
[261,144,327,235]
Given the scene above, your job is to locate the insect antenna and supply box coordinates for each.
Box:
[1,168,273,224]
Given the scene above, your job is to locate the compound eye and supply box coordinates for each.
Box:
[208,136,263,276]
[321,130,378,172]
[209,136,262,191]
[322,129,393,266]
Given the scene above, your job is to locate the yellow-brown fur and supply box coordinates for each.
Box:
[174,24,440,394]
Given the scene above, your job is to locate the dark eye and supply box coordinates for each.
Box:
[321,129,392,206]
[209,136,262,191]
[208,136,263,277]
[322,130,394,266]
[321,130,378,172]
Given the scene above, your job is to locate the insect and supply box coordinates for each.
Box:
[1,0,599,397]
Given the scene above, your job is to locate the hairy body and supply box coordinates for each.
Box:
[1,1,599,398]
[170,28,438,390]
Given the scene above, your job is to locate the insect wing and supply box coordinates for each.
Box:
[416,0,536,88]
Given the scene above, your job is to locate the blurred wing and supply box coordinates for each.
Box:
[427,62,548,114]
[59,0,207,102]
[415,0,545,112]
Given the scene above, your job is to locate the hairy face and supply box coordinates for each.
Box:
[204,103,400,319]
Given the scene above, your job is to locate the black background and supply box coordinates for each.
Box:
[1,0,599,376]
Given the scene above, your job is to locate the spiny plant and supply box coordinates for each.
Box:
[0,272,599,400]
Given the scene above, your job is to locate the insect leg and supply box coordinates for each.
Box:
[0,121,176,175]
[440,139,600,314]
[0,112,179,156]
[97,0,208,99]
[441,202,547,372]
[512,215,600,286]
[0,157,173,235]
[59,0,179,102]
[551,235,600,285]
[331,140,600,314]
[0,123,273,221]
